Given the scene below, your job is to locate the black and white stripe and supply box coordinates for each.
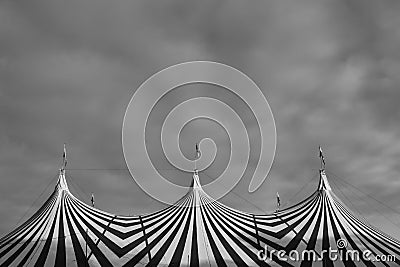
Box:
[1,170,399,266]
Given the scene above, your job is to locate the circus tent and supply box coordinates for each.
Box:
[1,150,400,266]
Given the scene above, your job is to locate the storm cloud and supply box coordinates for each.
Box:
[1,0,400,239]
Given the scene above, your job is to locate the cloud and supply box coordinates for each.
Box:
[1,0,400,240]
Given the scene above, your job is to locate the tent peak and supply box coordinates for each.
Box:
[192,169,202,190]
[58,144,69,191]
[57,168,69,191]
[318,169,332,191]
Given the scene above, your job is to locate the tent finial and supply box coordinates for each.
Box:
[319,145,326,170]
[192,169,201,189]
[62,143,67,171]
[58,144,69,190]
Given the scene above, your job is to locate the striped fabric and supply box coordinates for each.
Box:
[1,169,399,266]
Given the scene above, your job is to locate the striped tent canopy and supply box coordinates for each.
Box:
[1,165,400,266]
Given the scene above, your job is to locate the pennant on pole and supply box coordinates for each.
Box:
[195,143,201,159]
[276,192,281,208]
[63,143,67,168]
[319,146,325,167]
[91,193,95,207]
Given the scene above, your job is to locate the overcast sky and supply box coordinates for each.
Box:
[1,0,400,239]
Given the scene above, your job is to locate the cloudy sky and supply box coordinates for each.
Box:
[1,0,400,240]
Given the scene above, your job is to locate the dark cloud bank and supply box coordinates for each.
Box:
[1,0,400,239]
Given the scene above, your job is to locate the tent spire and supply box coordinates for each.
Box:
[58,143,69,190]
[318,169,332,191]
[192,142,202,189]
[317,146,331,191]
[62,143,67,170]
[319,145,325,170]
[276,192,281,211]
[192,169,202,189]
[194,142,201,170]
